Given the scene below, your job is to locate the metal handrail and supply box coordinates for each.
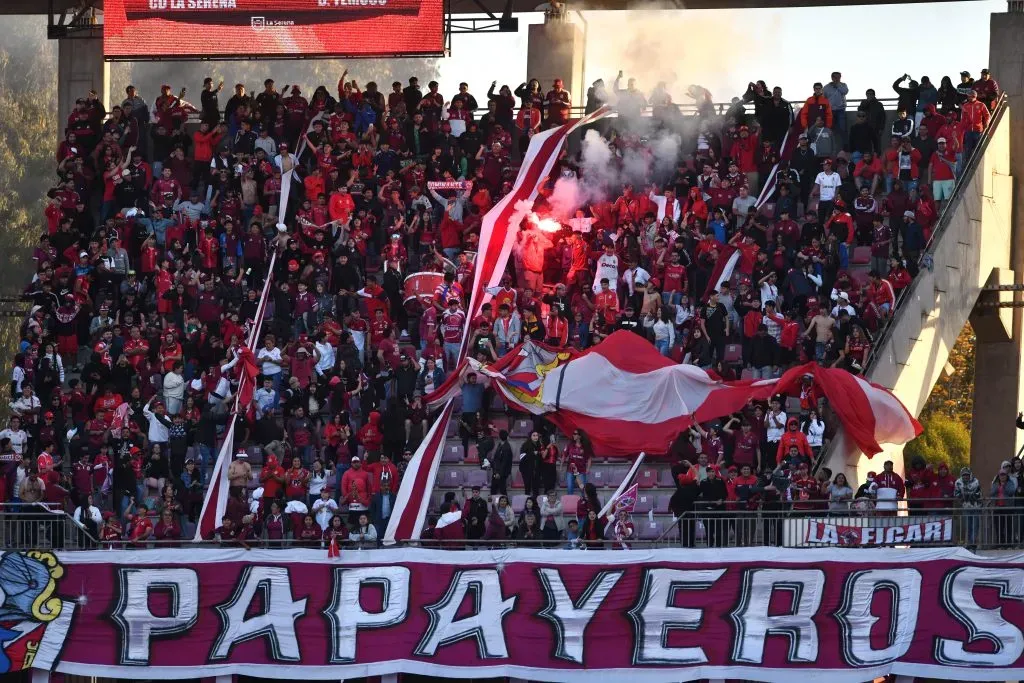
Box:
[810,93,1009,473]
[123,95,903,124]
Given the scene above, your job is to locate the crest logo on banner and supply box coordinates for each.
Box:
[0,551,74,673]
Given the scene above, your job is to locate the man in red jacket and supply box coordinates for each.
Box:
[960,89,991,159]
[776,417,812,464]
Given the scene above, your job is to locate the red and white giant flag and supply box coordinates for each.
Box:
[483,332,920,458]
[384,107,614,543]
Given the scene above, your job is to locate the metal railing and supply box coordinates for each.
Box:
[147,95,902,127]
[6,496,1021,551]
[673,505,1004,549]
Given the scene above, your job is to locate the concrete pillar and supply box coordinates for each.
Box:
[974,11,1024,479]
[57,37,109,140]
[526,18,585,106]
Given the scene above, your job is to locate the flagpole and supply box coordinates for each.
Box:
[599,451,646,518]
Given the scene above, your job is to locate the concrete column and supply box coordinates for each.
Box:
[974,11,1024,479]
[57,37,109,140]
[526,19,585,106]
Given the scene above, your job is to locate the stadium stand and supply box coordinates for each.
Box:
[4,68,1002,548]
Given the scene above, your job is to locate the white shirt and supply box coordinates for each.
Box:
[806,419,825,448]
[764,410,787,442]
[622,266,651,297]
[568,216,594,233]
[648,191,682,222]
[257,347,283,375]
[593,253,619,293]
[0,429,28,456]
[315,341,336,375]
[312,497,338,530]
[74,505,103,527]
[815,171,841,202]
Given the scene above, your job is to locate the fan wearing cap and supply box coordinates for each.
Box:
[974,68,1000,110]
[341,455,372,524]
[929,134,958,204]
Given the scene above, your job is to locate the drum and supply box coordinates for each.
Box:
[403,271,445,310]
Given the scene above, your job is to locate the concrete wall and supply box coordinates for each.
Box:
[822,108,1014,485]
[57,37,109,141]
[526,21,585,106]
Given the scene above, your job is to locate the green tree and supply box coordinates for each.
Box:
[904,414,971,474]
[0,18,59,418]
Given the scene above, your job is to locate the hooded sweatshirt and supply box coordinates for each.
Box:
[357,411,384,452]
[776,418,812,463]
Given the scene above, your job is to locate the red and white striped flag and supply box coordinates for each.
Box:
[384,107,614,543]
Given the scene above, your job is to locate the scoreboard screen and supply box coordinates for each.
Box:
[104,0,445,59]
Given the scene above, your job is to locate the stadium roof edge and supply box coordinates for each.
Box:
[1,0,985,16]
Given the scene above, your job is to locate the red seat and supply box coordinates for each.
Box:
[511,471,524,489]
[723,344,742,364]
[852,246,872,265]
[636,467,659,488]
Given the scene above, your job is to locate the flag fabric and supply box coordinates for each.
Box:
[702,244,740,302]
[441,332,920,459]
[599,453,646,518]
[194,250,279,541]
[384,107,615,543]
[613,482,640,513]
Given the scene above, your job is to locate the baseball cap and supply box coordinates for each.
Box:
[351,455,361,462]
[937,137,947,143]
[903,210,915,218]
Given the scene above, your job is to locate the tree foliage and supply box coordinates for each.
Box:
[0,19,59,418]
[904,413,971,475]
[905,324,976,471]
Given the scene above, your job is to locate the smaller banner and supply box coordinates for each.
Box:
[426,181,473,191]
[806,519,954,546]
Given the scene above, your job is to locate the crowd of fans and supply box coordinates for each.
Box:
[0,65,1002,549]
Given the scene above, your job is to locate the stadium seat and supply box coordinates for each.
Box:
[511,494,527,514]
[447,420,459,437]
[852,246,872,265]
[740,368,756,381]
[464,469,489,489]
[510,418,533,438]
[634,493,654,514]
[723,343,742,364]
[659,469,677,487]
[560,494,580,517]
[442,445,464,463]
[589,468,612,487]
[850,268,871,289]
[785,396,803,414]
[511,471,524,489]
[464,445,480,465]
[638,520,663,540]
[607,467,629,487]
[439,469,464,488]
[636,467,659,488]
[655,494,673,514]
[490,393,505,411]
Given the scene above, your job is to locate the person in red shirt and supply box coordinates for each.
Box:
[357,411,384,459]
[284,455,310,502]
[366,452,399,494]
[128,505,155,545]
[259,454,286,513]
[887,258,912,293]
[929,137,958,205]
[544,79,571,128]
[594,278,619,326]
[123,327,150,369]
[440,299,466,369]
[724,418,760,470]
[776,417,812,464]
[960,89,991,159]
[341,456,373,523]
[865,270,896,319]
